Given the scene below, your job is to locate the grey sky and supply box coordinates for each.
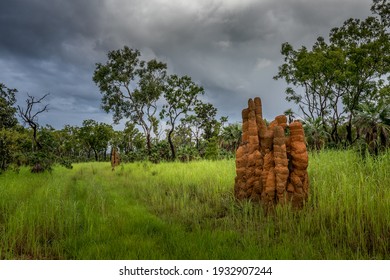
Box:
[0,0,373,129]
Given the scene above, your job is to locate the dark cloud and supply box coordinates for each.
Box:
[0,0,374,129]
[0,0,104,60]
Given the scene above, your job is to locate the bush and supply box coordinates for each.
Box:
[204,136,220,160]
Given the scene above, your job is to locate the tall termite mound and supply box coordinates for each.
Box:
[111,147,120,171]
[234,97,309,209]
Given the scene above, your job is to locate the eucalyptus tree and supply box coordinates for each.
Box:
[160,74,204,160]
[78,119,114,161]
[54,125,84,162]
[0,83,18,129]
[180,102,227,155]
[329,14,390,144]
[110,121,146,161]
[17,93,49,152]
[93,46,167,156]
[0,83,19,171]
[275,0,390,146]
[371,0,390,24]
[275,37,355,145]
[17,93,51,172]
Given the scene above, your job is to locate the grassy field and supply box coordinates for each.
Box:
[0,149,389,259]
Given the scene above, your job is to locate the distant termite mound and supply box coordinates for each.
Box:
[111,147,120,171]
[234,97,309,209]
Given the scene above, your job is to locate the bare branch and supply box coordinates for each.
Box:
[17,93,50,151]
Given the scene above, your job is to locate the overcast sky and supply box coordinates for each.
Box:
[0,0,374,130]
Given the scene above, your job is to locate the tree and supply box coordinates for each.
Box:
[78,119,113,161]
[0,125,30,172]
[354,100,390,155]
[170,123,199,161]
[0,83,19,171]
[110,121,146,161]
[18,93,49,152]
[181,115,203,152]
[18,93,50,172]
[93,46,167,156]
[371,0,390,24]
[34,125,72,170]
[160,74,204,160]
[274,38,347,145]
[54,125,83,162]
[0,83,18,129]
[329,14,390,144]
[220,123,242,153]
[275,1,390,146]
[283,108,296,124]
[303,117,329,151]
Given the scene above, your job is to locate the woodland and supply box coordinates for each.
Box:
[0,0,389,260]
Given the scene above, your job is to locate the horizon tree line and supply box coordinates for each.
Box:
[0,79,242,173]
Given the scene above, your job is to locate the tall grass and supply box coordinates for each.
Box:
[0,150,389,259]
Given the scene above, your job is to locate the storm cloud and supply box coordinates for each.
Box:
[0,0,373,129]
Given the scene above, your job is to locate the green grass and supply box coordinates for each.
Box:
[0,150,389,259]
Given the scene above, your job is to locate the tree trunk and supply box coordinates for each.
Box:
[168,129,176,161]
[331,122,340,146]
[195,137,200,153]
[87,149,91,160]
[346,116,353,145]
[146,133,152,156]
[1,158,5,171]
[93,148,98,161]
[32,124,42,151]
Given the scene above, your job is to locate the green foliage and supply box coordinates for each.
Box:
[275,1,390,148]
[193,102,224,141]
[78,119,114,161]
[28,151,54,173]
[354,100,390,155]
[0,89,76,172]
[53,125,84,162]
[0,83,21,172]
[176,145,200,162]
[148,140,171,163]
[160,74,205,160]
[204,136,220,160]
[0,126,31,172]
[92,46,231,161]
[93,47,143,120]
[0,83,18,129]
[303,118,330,151]
[93,46,167,155]
[220,123,242,153]
[371,0,390,24]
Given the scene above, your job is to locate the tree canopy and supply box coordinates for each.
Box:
[160,74,204,160]
[274,0,390,151]
[0,83,18,129]
[93,46,167,155]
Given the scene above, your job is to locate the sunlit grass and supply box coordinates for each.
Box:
[0,150,389,259]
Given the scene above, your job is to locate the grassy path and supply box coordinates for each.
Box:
[1,150,389,259]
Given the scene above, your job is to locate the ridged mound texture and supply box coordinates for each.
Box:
[234,97,309,209]
[111,147,121,171]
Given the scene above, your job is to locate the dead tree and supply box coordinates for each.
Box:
[18,93,49,172]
